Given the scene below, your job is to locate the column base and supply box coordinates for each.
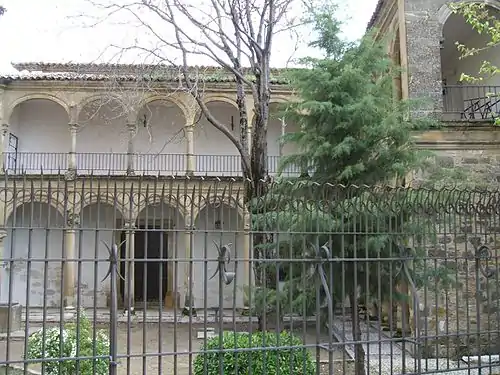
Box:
[126,168,135,176]
[123,307,136,316]
[63,305,76,320]
[182,306,197,317]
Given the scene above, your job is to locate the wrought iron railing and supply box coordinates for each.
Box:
[2,152,302,177]
[442,84,500,120]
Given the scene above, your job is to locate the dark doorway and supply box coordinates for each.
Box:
[120,226,168,305]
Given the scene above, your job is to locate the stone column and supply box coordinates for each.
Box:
[0,229,7,301]
[66,123,79,179]
[126,120,137,176]
[123,220,136,314]
[182,216,196,316]
[242,210,251,308]
[63,212,79,310]
[185,125,195,175]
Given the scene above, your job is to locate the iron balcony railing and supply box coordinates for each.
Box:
[2,152,301,177]
[442,84,500,120]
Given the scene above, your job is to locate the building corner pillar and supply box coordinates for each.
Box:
[63,212,79,311]
[182,215,196,316]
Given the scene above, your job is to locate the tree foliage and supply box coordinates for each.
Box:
[450,2,500,82]
[250,11,458,375]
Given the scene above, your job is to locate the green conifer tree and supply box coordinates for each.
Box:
[251,9,459,375]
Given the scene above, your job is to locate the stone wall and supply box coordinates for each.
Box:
[413,131,500,357]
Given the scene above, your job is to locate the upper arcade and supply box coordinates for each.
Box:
[0,62,299,177]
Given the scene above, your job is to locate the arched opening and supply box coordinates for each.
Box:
[8,99,69,174]
[77,98,128,174]
[3,202,64,307]
[126,202,184,308]
[193,201,244,309]
[441,5,500,119]
[195,101,241,176]
[136,100,186,175]
[78,201,123,308]
[268,102,300,176]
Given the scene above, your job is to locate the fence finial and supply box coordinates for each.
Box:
[209,241,235,285]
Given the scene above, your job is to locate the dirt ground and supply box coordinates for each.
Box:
[0,322,353,375]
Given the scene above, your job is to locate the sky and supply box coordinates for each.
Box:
[0,0,379,73]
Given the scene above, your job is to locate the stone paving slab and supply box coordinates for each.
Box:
[366,358,500,375]
[331,318,404,360]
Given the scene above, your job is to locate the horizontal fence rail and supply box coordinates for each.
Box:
[0,175,498,374]
[2,152,301,177]
[443,84,500,120]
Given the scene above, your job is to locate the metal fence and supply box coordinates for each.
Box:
[0,174,498,374]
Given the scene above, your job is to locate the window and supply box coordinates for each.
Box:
[7,133,18,172]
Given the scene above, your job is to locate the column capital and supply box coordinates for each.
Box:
[68,122,79,132]
[66,212,80,228]
[1,123,8,136]
[123,220,136,230]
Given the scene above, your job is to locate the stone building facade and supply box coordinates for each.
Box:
[0,62,296,314]
[369,0,500,355]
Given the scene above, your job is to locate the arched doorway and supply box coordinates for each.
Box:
[440,4,500,119]
[267,102,300,176]
[77,97,128,174]
[126,202,184,308]
[136,99,186,175]
[3,202,64,307]
[8,99,69,173]
[193,200,244,309]
[78,201,123,308]
[195,101,241,176]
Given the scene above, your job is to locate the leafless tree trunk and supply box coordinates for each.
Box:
[80,0,306,328]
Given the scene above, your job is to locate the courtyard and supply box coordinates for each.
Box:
[0,319,346,375]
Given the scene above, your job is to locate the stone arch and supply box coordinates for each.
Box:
[5,94,70,123]
[269,96,290,104]
[134,193,187,220]
[138,95,190,123]
[4,201,65,307]
[202,94,238,108]
[194,194,244,222]
[77,94,128,121]
[438,0,500,26]
[5,194,66,222]
[76,192,126,219]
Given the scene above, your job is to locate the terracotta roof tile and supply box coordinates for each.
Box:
[3,62,290,84]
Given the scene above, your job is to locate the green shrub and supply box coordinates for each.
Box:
[26,310,109,375]
[193,331,315,375]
